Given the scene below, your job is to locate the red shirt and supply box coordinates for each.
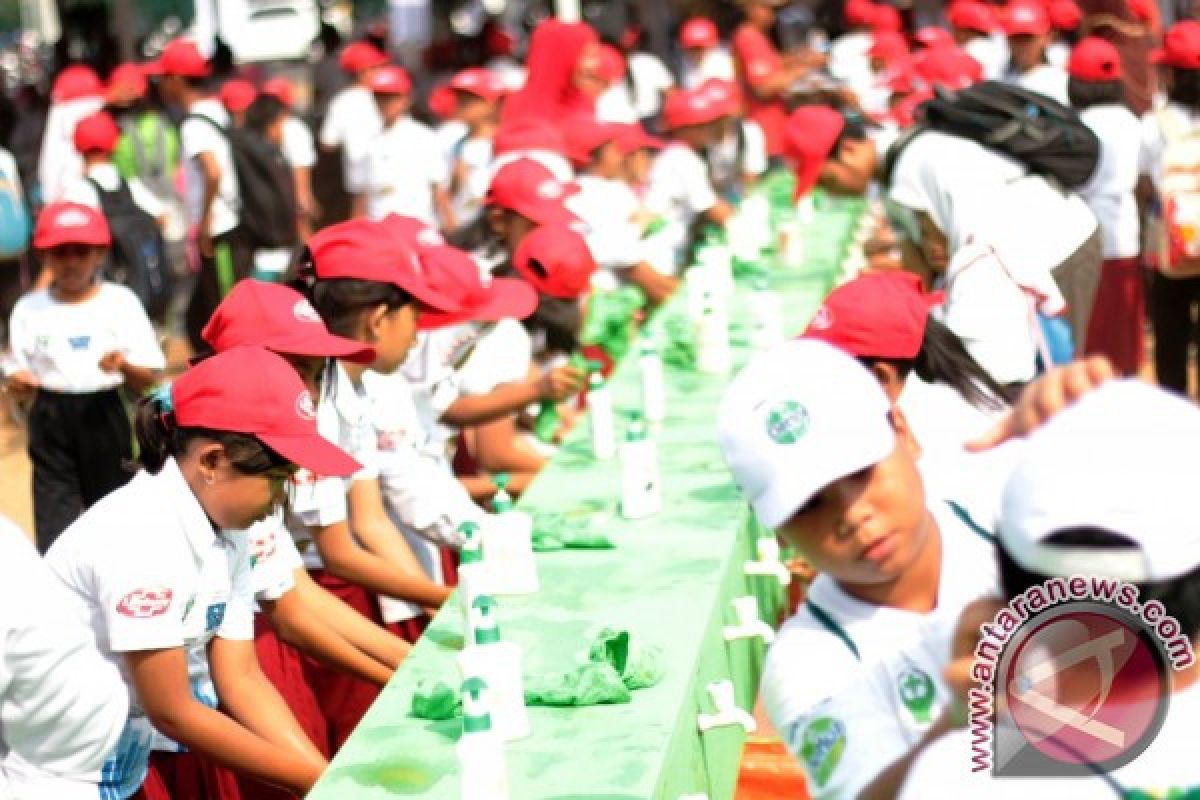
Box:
[733,23,788,156]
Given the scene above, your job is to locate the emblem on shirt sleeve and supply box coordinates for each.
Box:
[116,587,175,618]
[250,530,277,568]
[798,716,846,788]
[206,602,227,633]
[897,666,937,725]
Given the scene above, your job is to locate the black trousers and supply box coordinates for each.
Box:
[185,227,253,353]
[1150,271,1200,396]
[28,388,133,553]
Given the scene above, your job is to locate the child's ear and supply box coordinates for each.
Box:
[486,206,508,237]
[888,405,922,462]
[869,362,905,404]
[365,304,391,342]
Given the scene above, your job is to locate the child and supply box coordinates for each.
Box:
[1002,0,1069,105]
[699,78,769,199]
[1139,20,1200,395]
[717,339,999,800]
[829,0,881,101]
[0,513,128,798]
[1068,38,1144,375]
[442,68,506,233]
[318,41,388,222]
[782,105,877,201]
[679,16,735,90]
[262,78,319,241]
[62,109,166,232]
[646,89,734,274]
[948,1,1007,80]
[361,66,452,230]
[732,0,809,158]
[45,346,355,799]
[38,65,106,204]
[4,202,165,552]
[218,79,258,128]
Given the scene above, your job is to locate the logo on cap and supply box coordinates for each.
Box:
[537,180,564,200]
[418,228,445,248]
[293,299,322,324]
[810,306,834,330]
[295,390,318,421]
[55,208,91,228]
[766,401,811,445]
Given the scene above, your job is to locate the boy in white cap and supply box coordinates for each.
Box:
[717,339,999,800]
[895,379,1200,799]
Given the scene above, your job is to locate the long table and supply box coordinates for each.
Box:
[306,187,867,800]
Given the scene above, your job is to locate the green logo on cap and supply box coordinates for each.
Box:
[766,401,810,445]
[799,716,846,787]
[898,666,936,724]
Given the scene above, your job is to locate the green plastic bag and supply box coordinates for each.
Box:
[580,287,646,362]
[524,662,632,707]
[411,680,462,720]
[532,513,615,552]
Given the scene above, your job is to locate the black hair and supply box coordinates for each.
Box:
[288,252,414,339]
[831,115,869,158]
[1067,77,1125,109]
[1167,66,1200,111]
[495,263,582,354]
[244,94,286,134]
[133,394,290,475]
[860,315,1015,411]
[998,528,1200,643]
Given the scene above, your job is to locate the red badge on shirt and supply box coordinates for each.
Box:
[116,587,175,618]
[250,530,277,567]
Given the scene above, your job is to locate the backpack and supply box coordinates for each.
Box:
[86,176,173,321]
[0,150,31,258]
[185,114,297,251]
[915,81,1100,189]
[1149,109,1200,276]
[123,112,176,200]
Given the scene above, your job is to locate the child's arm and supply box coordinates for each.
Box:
[460,471,535,502]
[434,185,456,233]
[441,365,584,427]
[292,568,410,669]
[347,479,450,601]
[193,151,222,257]
[312,517,451,607]
[703,199,734,227]
[262,588,395,687]
[97,351,159,394]
[625,261,679,307]
[467,415,547,475]
[125,647,324,795]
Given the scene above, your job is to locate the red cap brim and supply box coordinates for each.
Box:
[269,332,377,364]
[258,431,361,477]
[417,277,538,330]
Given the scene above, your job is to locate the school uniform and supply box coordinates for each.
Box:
[0,516,128,800]
[708,119,768,198]
[646,141,720,274]
[827,31,876,97]
[1078,103,1144,373]
[1006,63,1070,105]
[760,502,999,800]
[627,52,675,121]
[38,96,106,204]
[964,35,1009,80]
[566,174,646,287]
[680,47,737,90]
[280,116,316,172]
[362,116,450,225]
[318,85,383,197]
[5,281,166,552]
[61,163,165,219]
[450,136,494,232]
[43,458,255,800]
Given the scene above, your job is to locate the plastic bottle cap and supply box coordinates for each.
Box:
[626,412,647,442]
[492,473,514,512]
[459,521,484,564]
[470,595,502,645]
[588,372,605,388]
[461,677,493,733]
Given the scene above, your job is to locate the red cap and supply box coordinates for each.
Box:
[680,17,720,49]
[882,61,918,93]
[662,89,724,129]
[1068,36,1123,81]
[416,246,538,329]
[144,39,210,78]
[219,79,258,114]
[306,219,460,313]
[368,65,412,95]
[485,159,580,226]
[597,44,627,84]
[890,88,934,127]
[428,85,457,118]
[52,65,104,102]
[948,1,996,33]
[171,345,359,477]
[485,25,517,57]
[493,120,569,156]
[698,77,741,116]
[1004,0,1051,36]
[869,30,910,60]
[202,280,376,364]
[513,224,596,300]
[845,0,878,27]
[782,106,845,200]
[1049,0,1082,31]
[1151,20,1200,70]
[802,271,943,359]
[33,202,111,249]
[917,46,985,88]
[616,123,666,153]
[339,41,389,74]
[915,26,956,49]
[1126,0,1155,22]
[562,115,624,167]
[262,76,296,108]
[379,213,448,252]
[871,5,904,32]
[107,63,148,100]
[73,110,120,155]
[449,68,508,100]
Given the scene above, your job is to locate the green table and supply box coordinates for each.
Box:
[306,186,866,800]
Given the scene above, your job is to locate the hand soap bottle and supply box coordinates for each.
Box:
[484,474,538,595]
[457,520,488,625]
[457,676,510,800]
[456,595,530,741]
[620,412,661,519]
[637,336,666,423]
[586,370,616,460]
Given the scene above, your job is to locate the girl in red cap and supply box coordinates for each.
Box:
[679,16,736,90]
[43,345,361,800]
[4,201,165,552]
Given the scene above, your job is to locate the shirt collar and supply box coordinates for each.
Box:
[156,456,219,559]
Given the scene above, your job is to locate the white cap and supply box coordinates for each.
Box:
[716,339,895,529]
[1001,380,1200,583]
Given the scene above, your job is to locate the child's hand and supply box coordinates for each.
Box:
[3,370,39,399]
[98,351,127,374]
[538,365,585,401]
[943,596,1007,724]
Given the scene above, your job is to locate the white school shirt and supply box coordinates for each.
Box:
[363,115,450,225]
[1007,63,1069,106]
[244,511,304,605]
[828,32,875,94]
[181,99,239,237]
[436,120,469,166]
[566,174,644,273]
[281,114,317,170]
[680,47,737,90]
[44,458,254,790]
[1138,101,1200,191]
[60,162,165,219]
[596,84,640,125]
[628,52,675,119]
[5,282,166,392]
[1078,104,1142,259]
[401,323,490,456]
[319,85,383,195]
[457,317,533,395]
[898,678,1200,799]
[0,518,127,800]
[709,120,769,190]
[963,36,1009,81]
[761,501,999,800]
[287,362,379,570]
[451,136,494,230]
[38,96,106,204]
[646,142,720,274]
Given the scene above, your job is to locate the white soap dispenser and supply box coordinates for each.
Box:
[620,412,661,519]
[457,676,510,800]
[484,474,538,595]
[456,595,530,741]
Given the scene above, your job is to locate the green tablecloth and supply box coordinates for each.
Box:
[306,186,866,800]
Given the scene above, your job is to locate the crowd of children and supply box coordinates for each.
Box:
[2,0,1200,796]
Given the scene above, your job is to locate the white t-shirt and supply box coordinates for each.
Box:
[596,84,640,125]
[319,85,383,195]
[709,120,769,192]
[451,136,494,230]
[1079,104,1142,259]
[0,518,127,799]
[436,120,469,166]
[1138,101,1200,191]
[457,317,533,396]
[5,282,166,392]
[761,501,999,800]
[281,114,317,170]
[181,98,239,237]
[628,52,675,119]
[828,32,876,95]
[38,96,106,204]
[680,47,737,90]
[1008,64,1069,107]
[44,458,254,788]
[964,36,1009,82]
[60,162,165,219]
[898,677,1200,799]
[244,511,304,605]
[566,174,644,272]
[402,323,490,455]
[646,142,719,274]
[363,115,450,224]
